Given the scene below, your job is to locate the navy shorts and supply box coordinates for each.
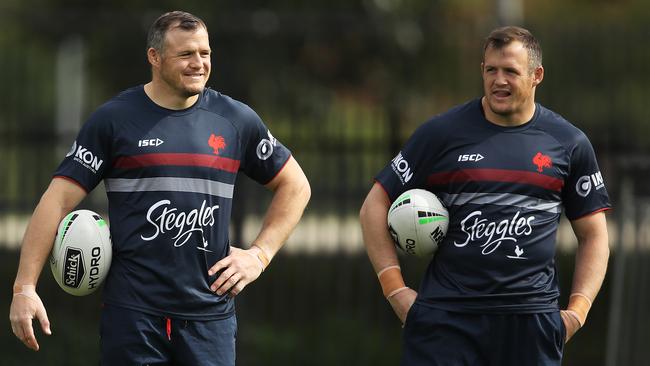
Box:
[401,303,565,366]
[100,305,237,366]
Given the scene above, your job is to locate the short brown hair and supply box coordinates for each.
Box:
[483,26,542,71]
[147,11,207,52]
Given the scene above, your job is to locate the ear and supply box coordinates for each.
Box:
[147,47,161,68]
[532,65,544,87]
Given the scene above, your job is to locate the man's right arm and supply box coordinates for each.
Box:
[360,182,417,324]
[9,177,87,351]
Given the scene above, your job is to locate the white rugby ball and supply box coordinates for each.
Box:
[50,209,112,296]
[388,189,449,257]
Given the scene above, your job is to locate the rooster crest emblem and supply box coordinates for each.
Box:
[532,152,552,172]
[208,134,226,155]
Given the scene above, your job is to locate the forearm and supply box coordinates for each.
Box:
[570,233,609,301]
[565,211,609,328]
[361,184,416,322]
[360,184,413,296]
[14,178,86,288]
[253,161,310,260]
[360,186,400,273]
[15,195,69,287]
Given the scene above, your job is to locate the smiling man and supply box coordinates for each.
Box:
[9,11,310,366]
[360,26,610,365]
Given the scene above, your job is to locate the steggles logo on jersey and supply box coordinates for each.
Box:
[141,199,220,252]
[454,210,535,257]
[66,140,104,174]
[391,152,414,185]
[208,134,227,155]
[532,152,553,172]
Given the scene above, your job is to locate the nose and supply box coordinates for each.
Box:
[188,53,203,68]
[494,70,508,86]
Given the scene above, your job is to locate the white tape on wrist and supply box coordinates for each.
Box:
[245,249,266,272]
[386,286,409,299]
[564,310,584,328]
[13,285,41,303]
[569,292,593,307]
[377,265,401,278]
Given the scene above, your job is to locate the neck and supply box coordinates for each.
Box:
[144,81,199,110]
[481,96,536,127]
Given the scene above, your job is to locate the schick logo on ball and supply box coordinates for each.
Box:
[63,247,85,288]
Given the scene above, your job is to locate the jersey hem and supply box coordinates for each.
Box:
[373,179,391,200]
[569,206,612,221]
[262,153,292,185]
[415,299,560,314]
[103,300,236,321]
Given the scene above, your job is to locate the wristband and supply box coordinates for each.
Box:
[377,266,406,298]
[567,292,592,327]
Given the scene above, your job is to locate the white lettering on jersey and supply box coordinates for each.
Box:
[576,171,605,198]
[454,210,535,256]
[67,141,103,173]
[141,199,220,249]
[591,171,604,190]
[458,153,484,162]
[391,151,414,184]
[138,138,164,147]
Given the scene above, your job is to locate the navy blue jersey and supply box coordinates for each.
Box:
[55,86,291,319]
[376,98,610,313]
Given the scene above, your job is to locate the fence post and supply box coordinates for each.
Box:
[605,178,633,366]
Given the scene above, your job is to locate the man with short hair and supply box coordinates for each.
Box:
[360,26,610,365]
[10,10,310,365]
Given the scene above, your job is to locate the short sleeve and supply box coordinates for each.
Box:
[375,121,435,202]
[54,112,113,193]
[239,110,291,185]
[562,133,611,220]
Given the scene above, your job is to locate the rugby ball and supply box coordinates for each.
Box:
[387,189,449,257]
[50,210,112,296]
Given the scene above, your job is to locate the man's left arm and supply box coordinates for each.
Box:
[562,211,610,343]
[209,156,311,296]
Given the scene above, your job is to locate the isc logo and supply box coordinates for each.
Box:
[138,138,164,147]
[458,153,484,162]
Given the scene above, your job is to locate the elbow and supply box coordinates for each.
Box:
[360,185,390,225]
[294,173,311,207]
[359,198,369,222]
[302,178,312,205]
[359,195,374,228]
